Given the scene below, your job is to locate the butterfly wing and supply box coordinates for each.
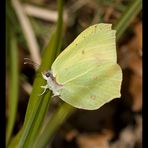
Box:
[51,23,122,110]
[58,63,122,110]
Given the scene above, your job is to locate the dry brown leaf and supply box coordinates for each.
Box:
[134,22,142,54]
[130,73,142,111]
[128,21,142,111]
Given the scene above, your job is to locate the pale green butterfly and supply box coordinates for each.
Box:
[41,23,122,110]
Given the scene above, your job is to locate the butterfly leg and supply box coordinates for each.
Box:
[38,84,49,96]
[52,91,60,98]
[52,94,60,99]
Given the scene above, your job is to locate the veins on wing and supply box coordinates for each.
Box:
[63,65,98,85]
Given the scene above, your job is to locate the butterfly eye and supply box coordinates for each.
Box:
[45,72,51,78]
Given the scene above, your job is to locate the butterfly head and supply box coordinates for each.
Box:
[42,71,54,80]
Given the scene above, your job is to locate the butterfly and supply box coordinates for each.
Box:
[26,23,122,110]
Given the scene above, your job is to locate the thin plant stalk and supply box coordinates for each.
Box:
[6,30,19,146]
[114,0,142,41]
[33,103,74,148]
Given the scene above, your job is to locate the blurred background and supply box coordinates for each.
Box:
[6,0,142,148]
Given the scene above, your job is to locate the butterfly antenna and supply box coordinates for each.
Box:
[24,58,40,70]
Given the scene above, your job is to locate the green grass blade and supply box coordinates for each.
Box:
[17,37,60,147]
[33,103,74,148]
[114,0,142,41]
[8,128,23,148]
[6,30,19,146]
[55,0,64,56]
[8,33,54,148]
[8,0,64,147]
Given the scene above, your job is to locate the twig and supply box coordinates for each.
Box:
[23,4,67,23]
[11,0,41,64]
[22,81,32,95]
